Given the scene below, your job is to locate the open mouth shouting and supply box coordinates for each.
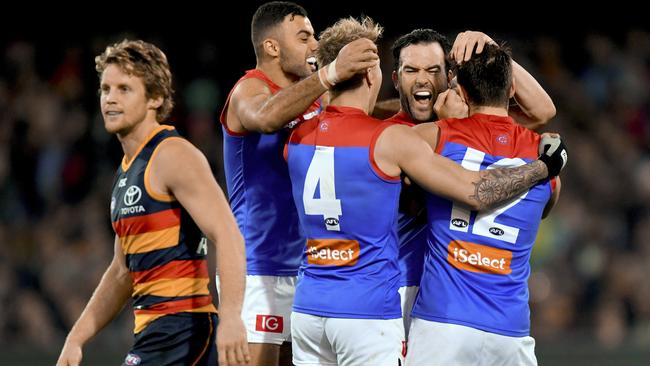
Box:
[407,87,436,122]
[307,56,317,72]
[413,90,433,106]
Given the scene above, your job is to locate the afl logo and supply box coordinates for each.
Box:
[496,134,509,145]
[489,227,505,236]
[123,185,142,206]
[110,197,116,213]
[451,218,468,228]
[325,217,339,226]
[124,353,141,365]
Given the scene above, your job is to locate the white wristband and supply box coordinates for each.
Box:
[327,58,339,86]
[318,67,333,89]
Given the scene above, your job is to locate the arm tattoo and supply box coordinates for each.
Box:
[471,160,548,210]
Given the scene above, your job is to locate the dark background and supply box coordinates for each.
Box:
[2,1,650,364]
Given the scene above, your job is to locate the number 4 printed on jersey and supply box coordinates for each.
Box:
[450,147,528,244]
[303,146,342,231]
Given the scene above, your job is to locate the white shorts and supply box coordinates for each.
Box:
[406,318,537,366]
[291,312,405,366]
[398,285,419,339]
[216,274,296,345]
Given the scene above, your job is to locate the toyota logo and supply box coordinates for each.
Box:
[124,186,142,206]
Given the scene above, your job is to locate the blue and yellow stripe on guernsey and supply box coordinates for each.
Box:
[111,127,216,333]
[113,201,216,333]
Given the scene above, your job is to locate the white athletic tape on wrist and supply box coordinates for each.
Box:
[318,67,332,89]
[327,59,339,85]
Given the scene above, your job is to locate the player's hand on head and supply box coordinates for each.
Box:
[451,31,497,63]
[538,132,568,177]
[333,38,379,82]
[217,315,250,366]
[434,89,468,120]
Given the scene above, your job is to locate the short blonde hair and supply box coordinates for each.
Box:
[317,16,383,92]
[95,40,174,122]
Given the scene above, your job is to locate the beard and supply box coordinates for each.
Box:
[280,52,312,80]
[400,90,435,123]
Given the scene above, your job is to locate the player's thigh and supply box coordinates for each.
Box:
[406,319,481,365]
[217,274,296,345]
[398,285,419,339]
[247,343,281,366]
[291,312,336,366]
[483,332,537,366]
[406,319,536,366]
[125,312,217,366]
[327,317,405,366]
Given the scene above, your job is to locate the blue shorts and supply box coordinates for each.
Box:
[124,312,218,366]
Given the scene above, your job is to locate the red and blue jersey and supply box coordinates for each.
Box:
[285,106,402,319]
[411,113,555,337]
[220,70,321,276]
[385,111,427,287]
[110,126,216,334]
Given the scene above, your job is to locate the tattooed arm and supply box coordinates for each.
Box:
[470,160,548,210]
[374,124,550,211]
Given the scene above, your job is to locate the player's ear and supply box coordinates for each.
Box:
[509,77,516,98]
[367,64,381,88]
[392,70,398,91]
[457,84,468,104]
[263,38,280,58]
[148,96,163,110]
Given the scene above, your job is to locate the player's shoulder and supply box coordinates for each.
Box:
[384,111,415,126]
[411,121,438,132]
[438,116,469,128]
[154,136,203,164]
[511,121,541,142]
[288,115,320,145]
[231,76,273,101]
[380,121,419,145]
[334,110,390,133]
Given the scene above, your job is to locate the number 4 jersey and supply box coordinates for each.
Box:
[285,106,402,319]
[411,113,557,337]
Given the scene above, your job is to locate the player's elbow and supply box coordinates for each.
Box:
[258,123,280,134]
[111,259,132,285]
[239,113,282,134]
[253,115,284,134]
[545,102,557,121]
[233,230,245,250]
[454,191,482,211]
[215,228,245,254]
[538,103,557,125]
[467,199,483,212]
[531,101,557,128]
